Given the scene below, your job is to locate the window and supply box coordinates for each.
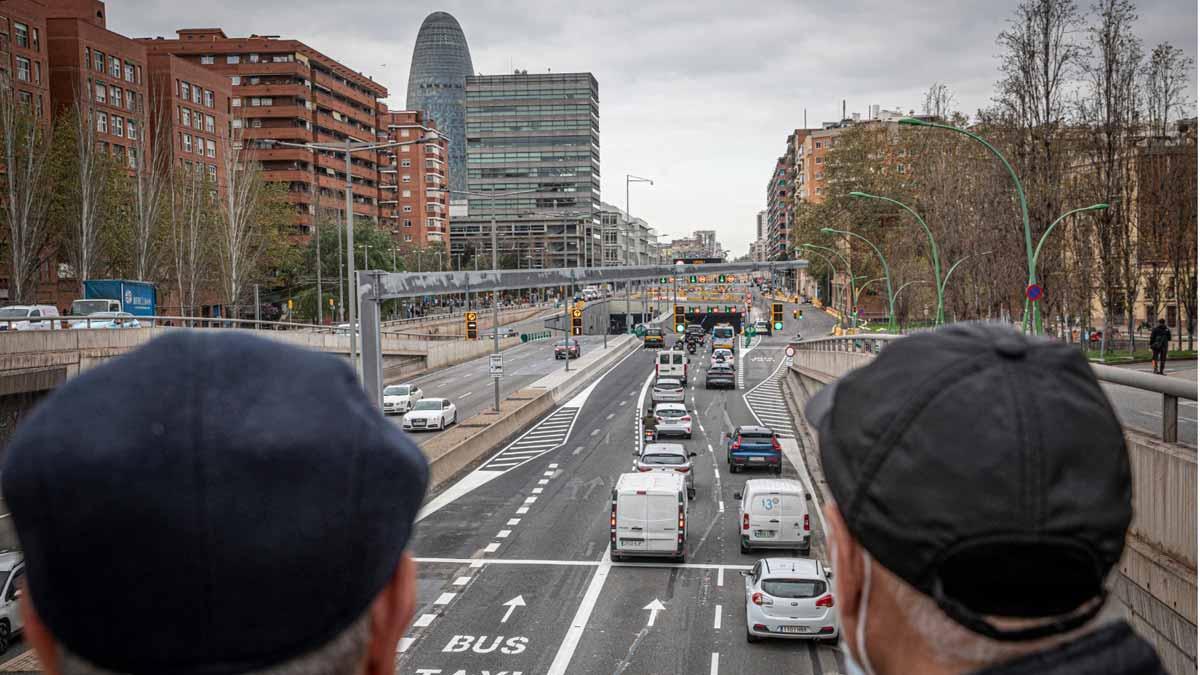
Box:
[400,144,410,153]
[226,54,240,64]
[205,115,215,133]
[401,190,412,198]
[200,55,214,65]
[402,205,413,213]
[14,22,27,48]
[111,115,124,138]
[127,91,136,112]
[815,157,822,164]
[231,118,243,128]
[126,119,137,141]
[204,90,214,108]
[180,81,190,101]
[248,53,259,63]
[34,94,41,118]
[97,113,107,134]
[94,50,104,72]
[400,159,411,168]
[85,47,91,67]
[896,164,905,174]
[815,141,823,149]
[230,97,241,107]
[31,27,38,51]
[181,108,190,127]
[192,110,202,130]
[124,62,134,83]
[95,82,106,104]
[17,91,31,107]
[192,87,201,105]
[15,57,29,82]
[33,61,40,84]
[111,86,121,108]
[404,234,412,242]
[403,219,413,228]
[206,139,216,158]
[230,76,240,86]
[182,134,192,153]
[109,56,120,79]
[400,128,410,137]
[207,164,217,181]
[128,148,137,169]
[401,175,412,183]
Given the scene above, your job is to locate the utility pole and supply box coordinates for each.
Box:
[315,224,323,326]
[254,284,260,329]
[492,217,501,412]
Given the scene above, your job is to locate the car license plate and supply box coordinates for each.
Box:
[778,625,810,634]
[749,456,765,463]
[754,530,776,538]
[619,538,644,547]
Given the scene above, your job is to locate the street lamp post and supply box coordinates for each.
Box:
[361,243,372,270]
[850,191,944,325]
[821,227,897,332]
[626,174,654,334]
[265,129,444,377]
[800,242,858,328]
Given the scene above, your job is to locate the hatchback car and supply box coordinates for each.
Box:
[743,558,838,643]
[555,339,581,359]
[653,403,692,438]
[651,378,685,403]
[726,425,782,474]
[705,363,736,389]
[634,443,697,498]
[402,398,457,431]
[382,383,423,415]
[710,348,735,369]
[643,327,666,349]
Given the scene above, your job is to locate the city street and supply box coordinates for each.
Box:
[1102,362,1198,446]
[398,299,842,674]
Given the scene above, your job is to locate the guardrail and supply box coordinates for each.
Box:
[795,333,1198,443]
[0,314,470,340]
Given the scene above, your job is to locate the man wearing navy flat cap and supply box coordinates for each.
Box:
[805,323,1164,675]
[2,331,429,674]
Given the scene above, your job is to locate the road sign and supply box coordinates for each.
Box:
[571,308,583,318]
[1026,283,1044,302]
[489,354,503,376]
[785,346,796,358]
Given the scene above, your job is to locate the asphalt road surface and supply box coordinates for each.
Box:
[1101,362,1198,446]
[399,293,845,674]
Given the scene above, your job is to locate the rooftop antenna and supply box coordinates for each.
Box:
[804,108,807,128]
[842,99,846,120]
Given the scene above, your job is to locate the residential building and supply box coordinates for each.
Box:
[0,0,49,120]
[377,107,449,254]
[599,201,661,266]
[145,52,230,188]
[139,28,389,235]
[405,11,472,195]
[454,71,600,268]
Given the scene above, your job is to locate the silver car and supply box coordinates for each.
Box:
[633,443,697,498]
[743,558,839,643]
[653,403,693,438]
[651,378,685,403]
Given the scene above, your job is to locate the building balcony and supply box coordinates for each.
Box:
[312,69,382,109]
[235,83,308,99]
[236,104,309,120]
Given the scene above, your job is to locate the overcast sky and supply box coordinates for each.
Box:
[116,0,1197,256]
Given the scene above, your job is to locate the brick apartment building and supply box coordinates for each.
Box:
[377,107,450,255]
[145,52,231,190]
[0,0,49,119]
[138,29,389,235]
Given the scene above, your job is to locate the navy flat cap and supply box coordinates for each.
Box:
[2,331,429,674]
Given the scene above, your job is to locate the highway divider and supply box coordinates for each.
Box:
[521,330,553,343]
[418,335,640,488]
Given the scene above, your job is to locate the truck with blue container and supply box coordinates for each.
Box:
[71,280,157,321]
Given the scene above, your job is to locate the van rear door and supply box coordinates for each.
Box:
[780,492,808,543]
[748,491,783,544]
[615,492,647,552]
[644,493,680,552]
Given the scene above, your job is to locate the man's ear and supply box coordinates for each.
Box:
[364,552,417,675]
[21,592,61,675]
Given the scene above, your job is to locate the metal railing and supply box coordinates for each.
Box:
[0,314,473,341]
[795,333,1198,443]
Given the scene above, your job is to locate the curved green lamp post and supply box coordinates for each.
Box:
[821,227,897,332]
[849,191,945,325]
[799,242,859,328]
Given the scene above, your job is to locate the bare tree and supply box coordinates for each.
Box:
[167,163,213,319]
[1144,42,1194,138]
[0,79,54,304]
[922,82,957,120]
[61,80,112,289]
[129,96,171,282]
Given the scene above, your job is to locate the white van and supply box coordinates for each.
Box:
[0,305,60,331]
[735,479,812,555]
[0,551,25,652]
[656,350,689,383]
[610,472,688,562]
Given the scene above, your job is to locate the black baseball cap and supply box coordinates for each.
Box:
[805,322,1131,640]
[3,331,429,673]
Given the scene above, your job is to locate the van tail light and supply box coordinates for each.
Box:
[742,513,750,531]
[610,501,617,543]
[804,514,810,531]
[752,592,773,606]
[771,436,782,452]
[816,594,834,608]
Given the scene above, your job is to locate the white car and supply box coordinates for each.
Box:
[711,348,735,369]
[0,551,25,653]
[651,378,685,404]
[634,442,697,498]
[0,305,59,331]
[744,557,839,643]
[402,398,457,431]
[652,403,692,439]
[382,384,423,415]
[69,311,141,329]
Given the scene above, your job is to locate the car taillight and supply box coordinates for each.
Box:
[637,467,652,472]
[674,467,690,473]
[680,416,691,422]
[742,513,749,531]
[752,592,773,606]
[730,440,741,451]
[771,436,782,452]
[816,594,834,608]
[804,514,810,531]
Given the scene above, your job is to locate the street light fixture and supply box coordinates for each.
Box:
[799,242,858,328]
[821,227,898,332]
[265,128,445,377]
[624,174,654,334]
[850,191,945,325]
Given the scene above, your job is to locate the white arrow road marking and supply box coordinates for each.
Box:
[644,598,666,627]
[501,595,526,623]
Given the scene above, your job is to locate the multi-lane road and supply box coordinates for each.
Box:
[399,297,843,675]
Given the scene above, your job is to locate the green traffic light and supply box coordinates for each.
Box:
[774,322,783,331]
[675,324,685,333]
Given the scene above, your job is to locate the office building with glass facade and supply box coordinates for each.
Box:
[405,12,473,194]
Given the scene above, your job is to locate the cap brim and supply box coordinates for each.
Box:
[804,380,839,431]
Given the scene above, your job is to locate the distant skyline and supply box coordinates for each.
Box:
[117,0,1198,256]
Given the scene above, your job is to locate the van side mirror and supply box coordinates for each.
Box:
[734,492,742,500]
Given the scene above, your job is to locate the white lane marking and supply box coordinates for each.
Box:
[434,592,455,605]
[547,551,613,675]
[453,576,471,586]
[414,557,753,571]
[591,428,600,436]
[644,598,665,626]
[524,496,538,504]
[548,463,560,469]
[507,518,521,525]
[538,479,549,485]
[713,604,722,629]
[417,470,504,522]
[532,487,544,494]
[710,652,719,675]
[718,500,725,513]
[619,400,627,406]
[607,412,616,420]
[497,529,512,538]
[397,637,414,653]
[717,567,724,586]
[517,507,529,514]
[483,543,500,553]
[470,559,485,568]
[413,613,435,627]
[461,391,473,398]
[544,471,555,477]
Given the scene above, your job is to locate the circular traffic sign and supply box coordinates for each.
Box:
[1025,284,1044,302]
[785,346,796,358]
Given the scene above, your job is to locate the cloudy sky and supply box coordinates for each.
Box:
[115,0,1197,256]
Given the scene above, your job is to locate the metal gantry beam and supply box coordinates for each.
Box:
[358,260,808,406]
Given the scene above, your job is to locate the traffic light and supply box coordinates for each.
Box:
[689,275,698,284]
[659,277,668,284]
[465,311,478,339]
[718,274,727,284]
[674,305,685,332]
[571,308,583,336]
[771,303,784,332]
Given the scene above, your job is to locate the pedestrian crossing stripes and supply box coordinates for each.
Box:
[735,334,761,389]
[742,359,795,438]
[480,406,581,470]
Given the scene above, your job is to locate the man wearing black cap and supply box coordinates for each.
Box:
[2,331,429,674]
[805,323,1164,675]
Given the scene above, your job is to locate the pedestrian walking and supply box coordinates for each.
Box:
[1150,319,1171,375]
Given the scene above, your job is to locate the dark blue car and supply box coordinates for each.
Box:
[726,425,782,474]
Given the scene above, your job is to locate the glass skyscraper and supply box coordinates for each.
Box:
[406,12,473,194]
